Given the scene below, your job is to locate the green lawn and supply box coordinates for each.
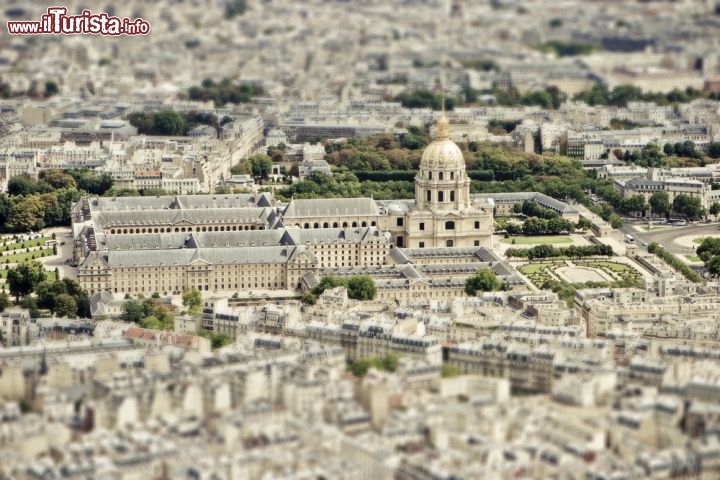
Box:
[686,255,702,262]
[0,248,54,264]
[587,261,631,272]
[519,263,546,274]
[0,236,52,251]
[501,236,573,245]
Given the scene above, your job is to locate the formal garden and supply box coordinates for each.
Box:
[0,234,57,290]
[518,260,643,290]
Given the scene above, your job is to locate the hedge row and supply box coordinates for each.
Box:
[647,242,702,283]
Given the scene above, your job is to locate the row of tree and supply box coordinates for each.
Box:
[127,110,231,137]
[596,186,704,221]
[647,191,704,220]
[277,171,415,201]
[347,353,399,377]
[0,80,58,100]
[230,153,274,181]
[302,275,378,304]
[394,89,457,110]
[647,242,702,282]
[514,200,558,219]
[506,243,614,260]
[123,297,176,330]
[573,84,720,108]
[3,169,113,231]
[5,261,90,318]
[504,217,576,236]
[187,78,264,107]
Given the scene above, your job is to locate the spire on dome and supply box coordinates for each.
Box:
[435,101,450,140]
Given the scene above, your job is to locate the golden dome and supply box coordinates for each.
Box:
[420,113,465,170]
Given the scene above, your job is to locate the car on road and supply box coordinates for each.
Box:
[641,242,648,247]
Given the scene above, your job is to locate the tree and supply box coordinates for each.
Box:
[697,237,720,260]
[40,169,77,190]
[249,154,273,181]
[621,194,647,216]
[464,268,500,296]
[8,175,38,196]
[0,292,9,313]
[123,300,146,323]
[672,194,704,219]
[182,288,202,309]
[68,169,114,195]
[43,80,59,97]
[8,195,45,231]
[576,218,593,231]
[380,353,398,372]
[710,202,720,217]
[196,330,234,349]
[301,291,318,305]
[709,142,720,159]
[347,276,377,301]
[140,315,162,330]
[7,261,47,300]
[707,256,720,277]
[663,143,675,156]
[35,280,67,310]
[152,110,187,136]
[649,191,670,216]
[640,143,661,167]
[311,275,347,296]
[608,214,623,229]
[54,294,77,318]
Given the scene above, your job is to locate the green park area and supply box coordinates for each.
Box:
[518,260,643,305]
[0,235,58,290]
[500,235,573,245]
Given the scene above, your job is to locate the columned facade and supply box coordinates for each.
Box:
[394,113,493,249]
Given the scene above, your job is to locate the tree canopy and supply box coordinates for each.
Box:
[7,261,47,299]
[464,268,500,296]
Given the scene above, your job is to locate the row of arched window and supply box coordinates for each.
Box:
[108,225,261,234]
[300,221,377,229]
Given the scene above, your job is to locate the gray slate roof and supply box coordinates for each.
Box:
[94,207,273,229]
[473,192,578,215]
[81,245,318,269]
[282,197,380,218]
[101,230,289,250]
[90,194,266,212]
[283,227,390,245]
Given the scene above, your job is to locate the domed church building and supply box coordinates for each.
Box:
[280,112,495,249]
[376,113,494,249]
